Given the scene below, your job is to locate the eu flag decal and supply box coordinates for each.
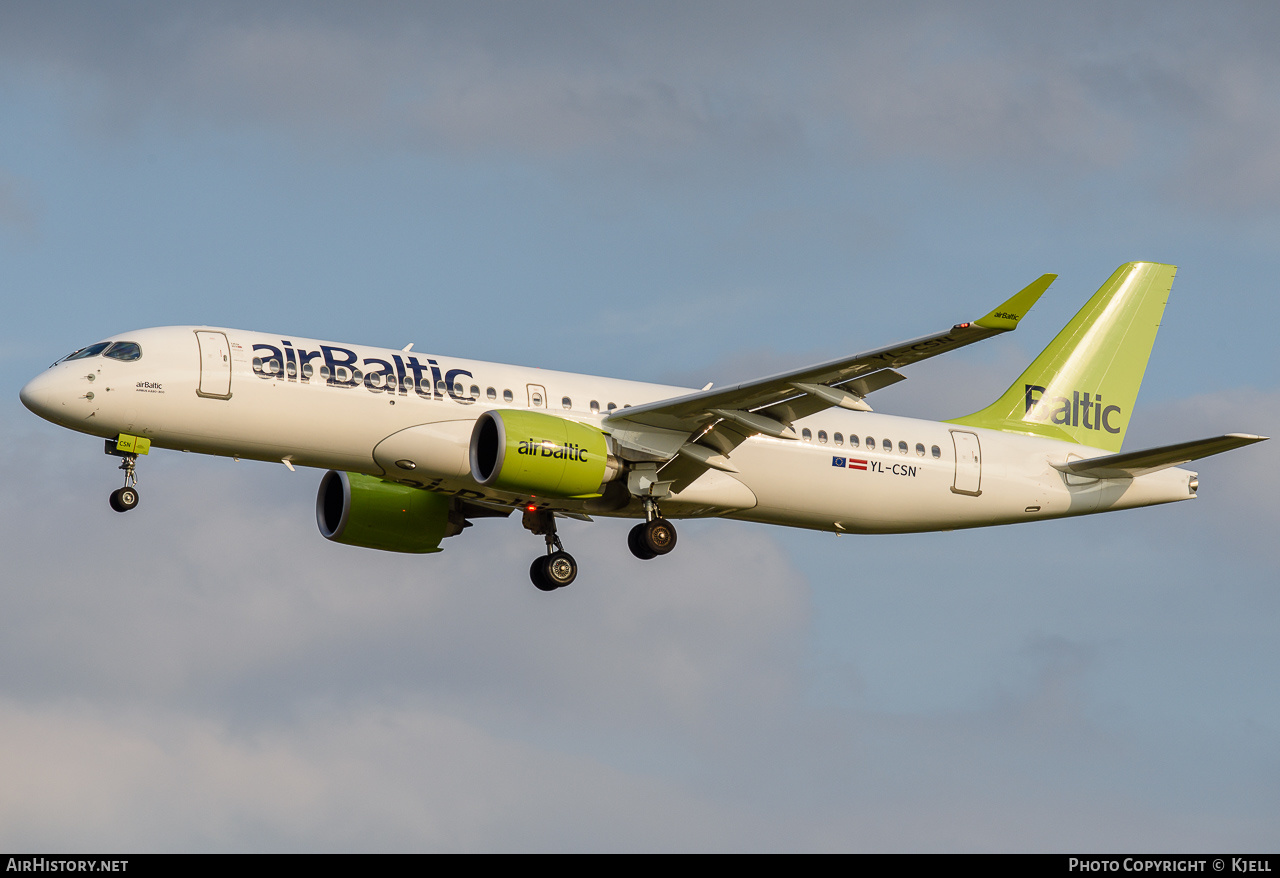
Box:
[832,457,846,467]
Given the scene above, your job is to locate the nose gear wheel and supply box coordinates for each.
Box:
[109,486,139,512]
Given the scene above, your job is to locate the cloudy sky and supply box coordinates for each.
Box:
[1,1,1277,852]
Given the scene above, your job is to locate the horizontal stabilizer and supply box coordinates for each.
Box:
[1052,434,1268,479]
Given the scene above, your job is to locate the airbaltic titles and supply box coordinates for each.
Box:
[251,340,477,402]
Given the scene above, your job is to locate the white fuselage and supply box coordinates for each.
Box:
[20,326,1198,534]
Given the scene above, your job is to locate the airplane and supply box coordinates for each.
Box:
[19,262,1267,591]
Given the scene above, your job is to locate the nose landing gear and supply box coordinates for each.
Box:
[523,509,578,591]
[105,436,146,513]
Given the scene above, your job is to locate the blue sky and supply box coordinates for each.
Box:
[1,1,1277,851]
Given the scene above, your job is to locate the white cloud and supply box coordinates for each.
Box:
[0,697,762,852]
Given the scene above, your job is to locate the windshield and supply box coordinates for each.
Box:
[103,341,142,361]
[63,342,111,362]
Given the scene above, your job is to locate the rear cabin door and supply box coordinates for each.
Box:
[195,330,233,399]
[950,430,982,496]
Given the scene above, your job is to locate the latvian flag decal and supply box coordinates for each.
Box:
[832,456,868,471]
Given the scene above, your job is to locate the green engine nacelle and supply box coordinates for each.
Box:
[316,470,449,553]
[470,409,620,498]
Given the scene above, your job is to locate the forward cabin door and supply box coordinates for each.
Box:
[950,430,982,496]
[195,330,233,399]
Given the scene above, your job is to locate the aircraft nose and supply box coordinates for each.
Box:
[20,367,76,424]
[19,371,52,416]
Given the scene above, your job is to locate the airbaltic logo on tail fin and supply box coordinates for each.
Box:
[1024,385,1121,433]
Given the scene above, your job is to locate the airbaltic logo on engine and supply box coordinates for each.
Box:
[251,340,474,403]
[518,439,589,462]
[1024,384,1122,433]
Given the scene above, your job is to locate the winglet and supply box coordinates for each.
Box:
[972,273,1056,331]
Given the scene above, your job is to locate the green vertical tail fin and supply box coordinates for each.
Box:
[947,262,1176,452]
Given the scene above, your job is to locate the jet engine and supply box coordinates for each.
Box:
[470,410,622,498]
[316,470,450,553]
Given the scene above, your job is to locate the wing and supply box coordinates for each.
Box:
[603,273,1055,491]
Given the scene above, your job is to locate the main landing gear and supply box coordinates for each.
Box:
[627,498,677,561]
[105,440,140,513]
[523,509,578,592]
[522,498,679,591]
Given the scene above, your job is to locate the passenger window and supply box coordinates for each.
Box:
[607,402,617,413]
[103,342,142,361]
[849,435,859,449]
[301,362,314,379]
[915,443,925,457]
[503,389,514,403]
[562,397,572,410]
[802,428,812,442]
[254,357,280,376]
[931,445,941,459]
[531,391,543,407]
[470,385,480,399]
[453,382,464,396]
[866,437,875,450]
[436,380,447,394]
[590,400,600,414]
[882,438,892,452]
[898,441,908,454]
[834,432,843,446]
[487,387,497,400]
[818,430,828,444]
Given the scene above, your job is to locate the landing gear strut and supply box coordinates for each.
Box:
[627,497,677,560]
[105,440,140,513]
[523,509,578,591]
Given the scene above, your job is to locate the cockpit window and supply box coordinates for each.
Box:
[103,341,142,361]
[64,342,111,362]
